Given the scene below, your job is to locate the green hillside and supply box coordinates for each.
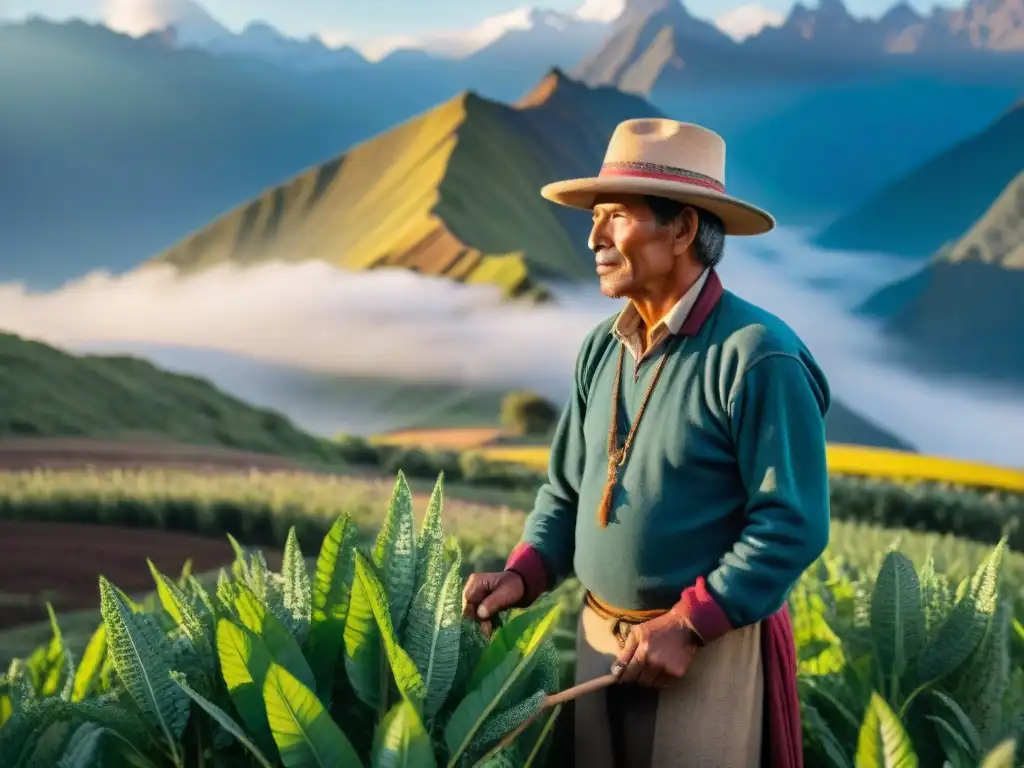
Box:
[0,332,342,461]
[815,99,1024,257]
[859,169,1024,386]
[147,68,664,297]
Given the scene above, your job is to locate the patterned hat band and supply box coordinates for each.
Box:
[598,161,726,194]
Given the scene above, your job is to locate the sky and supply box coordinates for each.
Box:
[3,0,958,49]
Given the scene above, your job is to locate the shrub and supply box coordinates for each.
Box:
[459,452,544,491]
[383,447,464,484]
[0,473,563,767]
[499,393,558,438]
[798,540,1021,767]
[334,435,387,467]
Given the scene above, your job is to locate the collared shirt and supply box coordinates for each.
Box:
[611,267,710,374]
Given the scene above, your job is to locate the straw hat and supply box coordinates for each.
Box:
[541,118,775,236]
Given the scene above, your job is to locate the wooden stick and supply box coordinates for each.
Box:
[543,673,618,708]
[492,674,619,754]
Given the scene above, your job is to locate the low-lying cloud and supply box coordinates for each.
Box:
[1,227,1022,467]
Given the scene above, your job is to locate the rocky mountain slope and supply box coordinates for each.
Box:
[577,0,1024,93]
[859,169,1024,388]
[147,69,663,297]
[0,19,462,290]
[816,100,1024,256]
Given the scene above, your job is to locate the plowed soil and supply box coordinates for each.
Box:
[0,519,282,630]
[0,437,311,473]
[0,438,305,630]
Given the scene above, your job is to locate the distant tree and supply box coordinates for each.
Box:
[500,390,558,437]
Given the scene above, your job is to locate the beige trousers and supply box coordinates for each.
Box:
[573,602,764,768]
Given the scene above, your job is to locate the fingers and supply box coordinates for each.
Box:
[462,574,490,619]
[462,572,524,627]
[613,633,646,685]
[477,571,526,620]
[611,632,638,679]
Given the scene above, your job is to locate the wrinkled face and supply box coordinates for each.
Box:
[588,193,693,299]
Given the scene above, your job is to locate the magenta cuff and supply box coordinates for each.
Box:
[504,543,548,607]
[675,576,734,645]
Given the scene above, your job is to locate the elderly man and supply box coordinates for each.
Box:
[462,118,830,768]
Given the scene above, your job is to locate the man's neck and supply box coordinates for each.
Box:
[630,269,705,335]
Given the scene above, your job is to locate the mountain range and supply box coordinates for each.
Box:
[4,10,1021,291]
[576,0,1024,94]
[858,166,1023,389]
[23,0,1024,81]
[815,99,1024,256]
[146,69,661,297]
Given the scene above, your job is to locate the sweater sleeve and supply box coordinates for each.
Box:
[504,341,591,605]
[675,351,831,644]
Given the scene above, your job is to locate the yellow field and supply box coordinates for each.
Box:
[478,443,1024,492]
[373,427,502,451]
[371,427,1024,493]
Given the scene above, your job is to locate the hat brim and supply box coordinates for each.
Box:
[540,176,775,236]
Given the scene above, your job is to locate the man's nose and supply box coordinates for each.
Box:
[588,219,607,254]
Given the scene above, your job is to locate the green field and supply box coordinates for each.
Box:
[0,468,1022,767]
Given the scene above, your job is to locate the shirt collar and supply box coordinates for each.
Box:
[612,267,711,344]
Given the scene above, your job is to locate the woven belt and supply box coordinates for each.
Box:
[585,591,668,649]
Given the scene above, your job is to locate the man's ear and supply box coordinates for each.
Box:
[672,207,699,256]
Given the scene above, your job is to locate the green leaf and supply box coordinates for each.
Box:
[344,549,387,712]
[870,552,925,701]
[466,602,558,699]
[415,474,446,593]
[978,740,1016,768]
[371,699,437,768]
[233,583,316,692]
[521,703,561,768]
[25,718,77,766]
[468,689,546,762]
[71,625,108,703]
[802,702,852,768]
[216,617,279,759]
[170,669,274,768]
[444,603,561,767]
[855,692,918,768]
[928,691,981,758]
[19,694,158,763]
[282,527,313,645]
[148,560,214,677]
[350,550,427,713]
[262,663,362,768]
[227,534,251,582]
[917,541,1005,686]
[373,472,418,632]
[99,577,189,764]
[307,514,357,704]
[47,604,77,701]
[56,722,107,767]
[404,544,463,721]
[186,575,218,621]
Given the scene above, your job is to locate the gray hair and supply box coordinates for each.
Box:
[643,195,726,269]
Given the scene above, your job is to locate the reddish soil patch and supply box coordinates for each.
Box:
[0,438,313,473]
[0,520,282,630]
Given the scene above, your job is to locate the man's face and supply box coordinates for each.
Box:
[588,193,695,300]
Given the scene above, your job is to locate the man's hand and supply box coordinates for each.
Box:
[462,571,525,637]
[610,611,699,688]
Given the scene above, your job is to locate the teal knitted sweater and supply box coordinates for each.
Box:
[511,275,831,633]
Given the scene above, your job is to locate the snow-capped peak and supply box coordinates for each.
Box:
[715,4,785,40]
[357,6,583,61]
[101,0,229,46]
